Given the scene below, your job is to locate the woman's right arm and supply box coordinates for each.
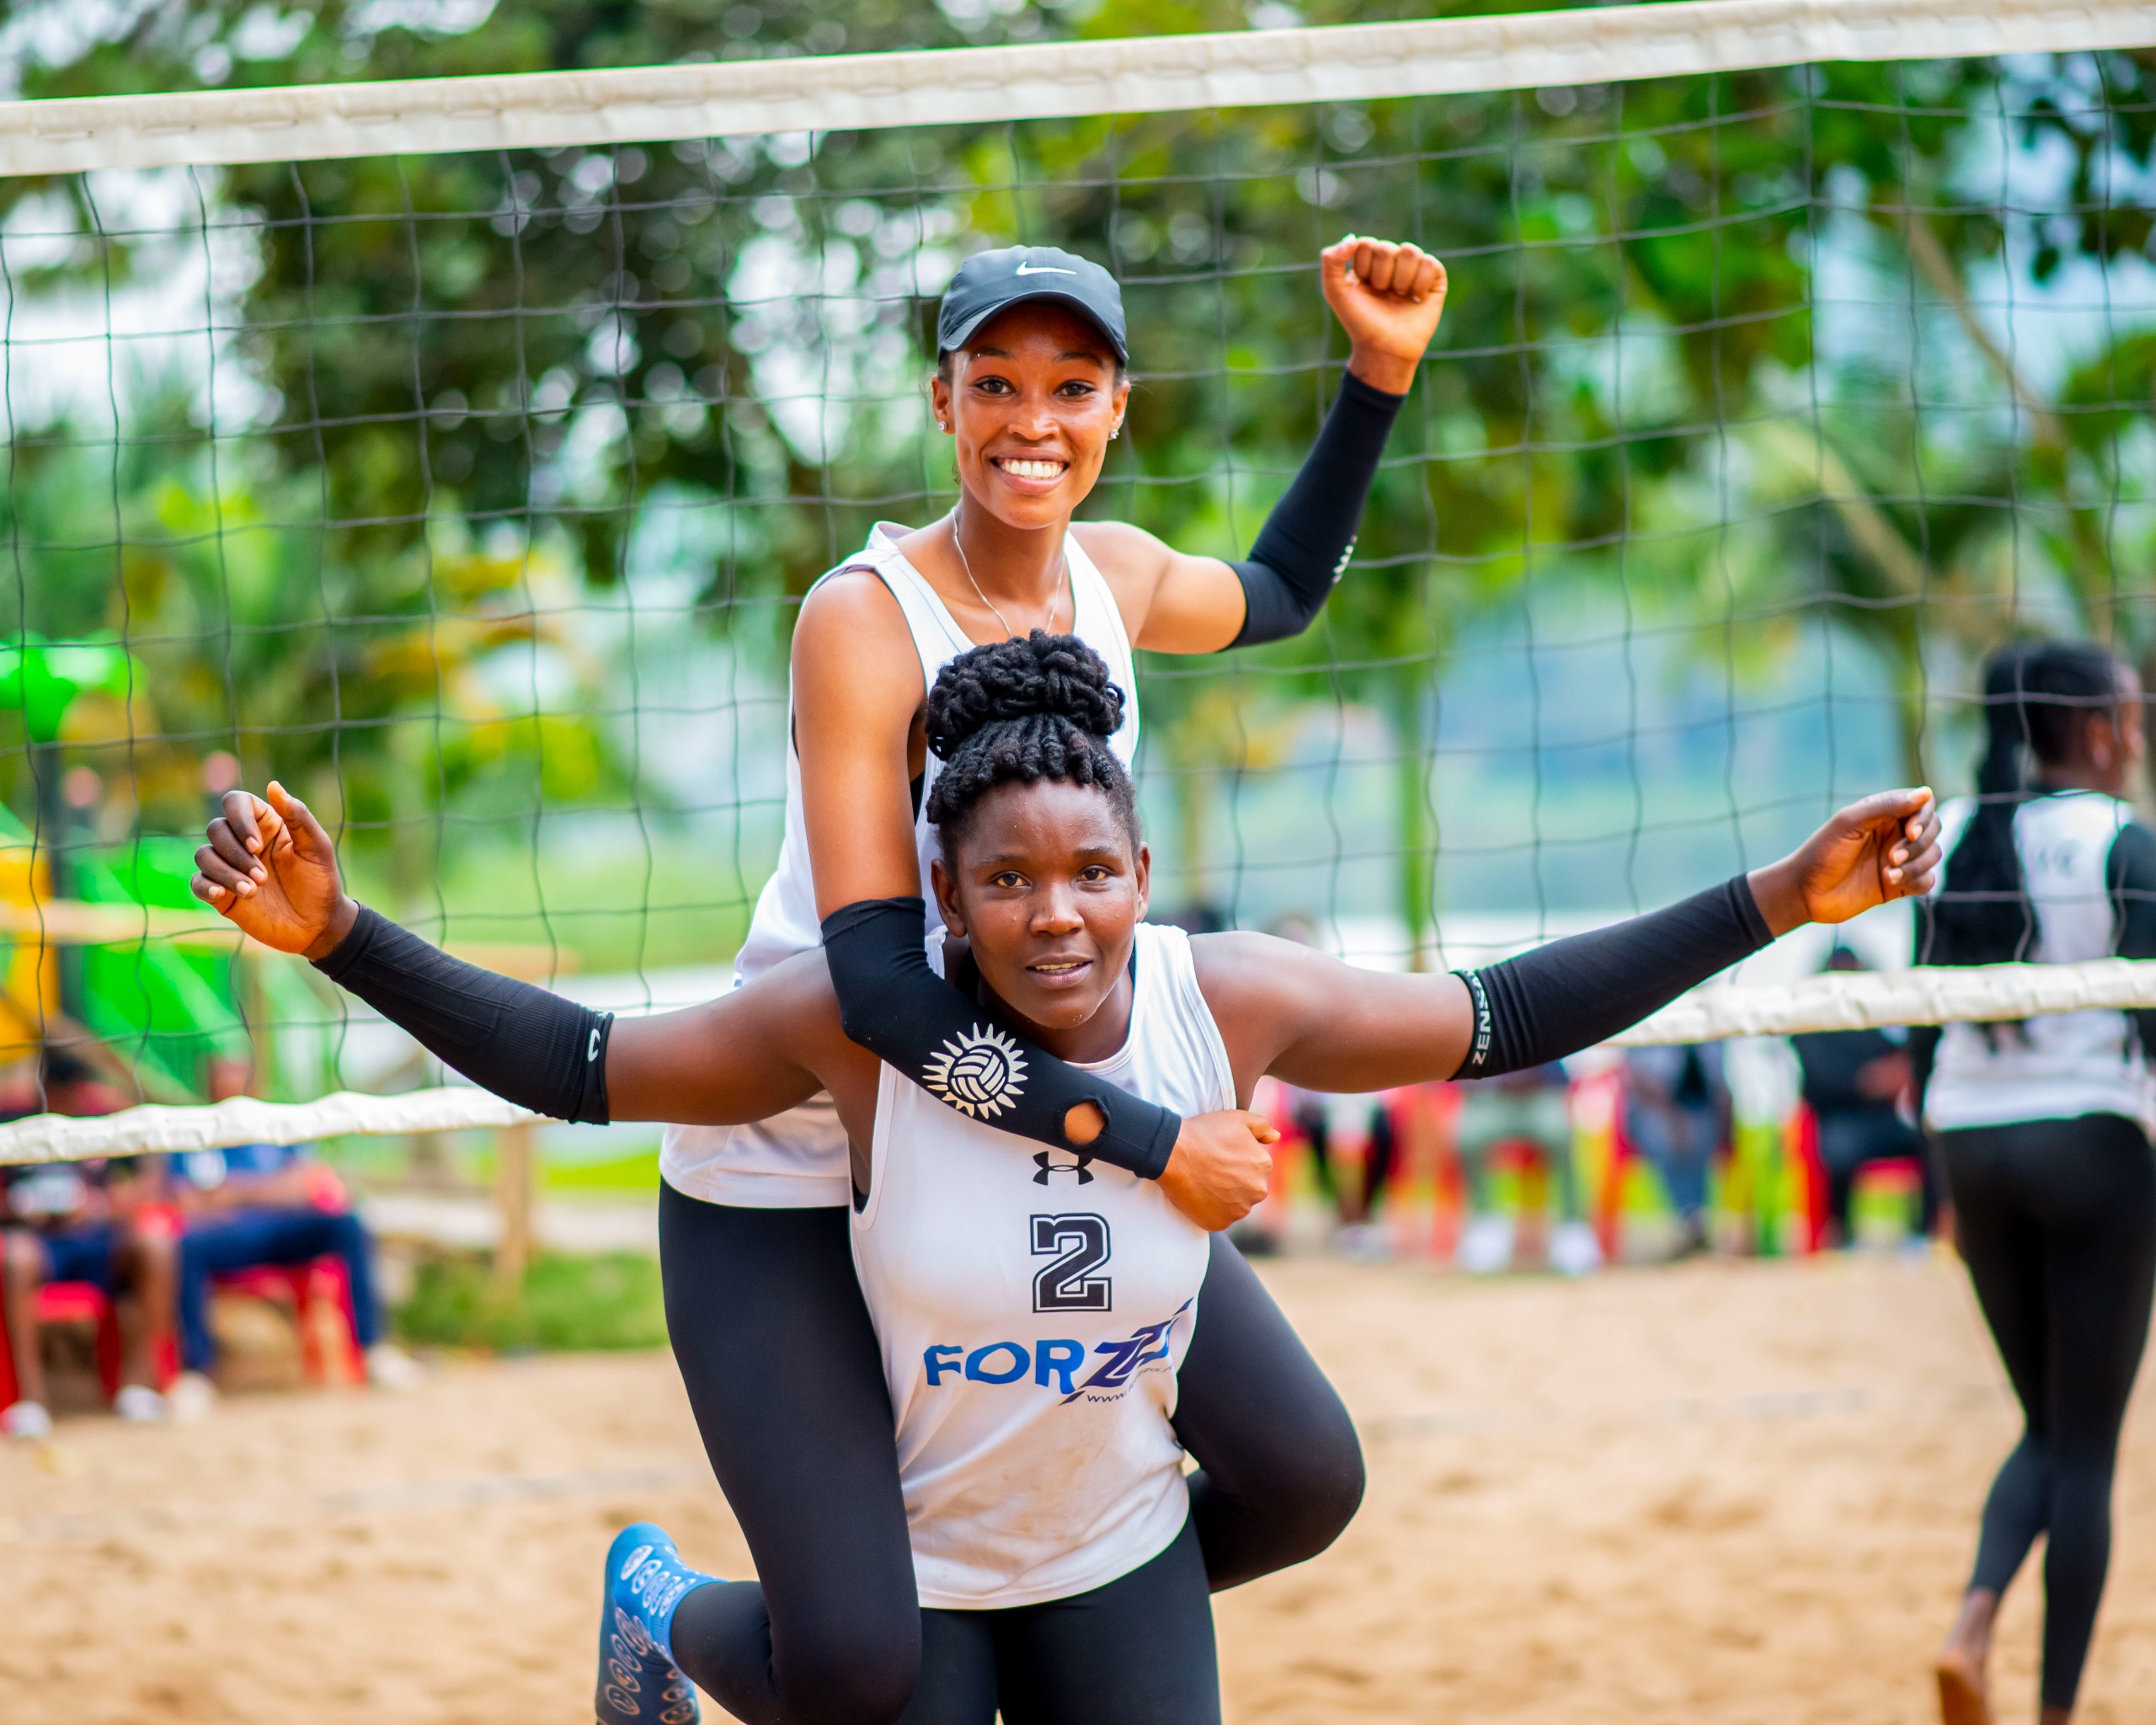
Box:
[189,783,830,1129]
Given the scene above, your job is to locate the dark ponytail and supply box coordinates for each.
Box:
[924,631,1138,858]
[1922,640,2126,967]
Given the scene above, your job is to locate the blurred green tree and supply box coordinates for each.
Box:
[7,0,2153,954]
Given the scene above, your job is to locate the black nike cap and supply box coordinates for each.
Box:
[937,244,1129,365]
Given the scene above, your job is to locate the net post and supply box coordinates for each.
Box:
[494,1120,535,1290]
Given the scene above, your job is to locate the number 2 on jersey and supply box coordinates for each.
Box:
[1031,1214,1112,1313]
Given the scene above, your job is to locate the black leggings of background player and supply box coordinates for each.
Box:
[656,1190,1363,1725]
[1937,1114,2156,1712]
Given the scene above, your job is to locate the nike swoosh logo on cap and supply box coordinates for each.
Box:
[1014,263,1076,275]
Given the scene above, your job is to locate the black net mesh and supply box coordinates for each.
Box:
[1,51,2152,1100]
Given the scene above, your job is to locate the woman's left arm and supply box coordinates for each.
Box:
[1114,235,1449,654]
[1200,789,1943,1094]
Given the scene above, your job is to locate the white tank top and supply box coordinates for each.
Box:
[661,522,1141,1208]
[1924,789,2155,1131]
[852,922,1227,1609]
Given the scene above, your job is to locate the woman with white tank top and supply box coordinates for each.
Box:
[203,633,1944,1723]
[1920,643,2156,1725]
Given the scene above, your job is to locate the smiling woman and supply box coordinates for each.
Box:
[641,238,1444,1725]
[787,239,1443,1197]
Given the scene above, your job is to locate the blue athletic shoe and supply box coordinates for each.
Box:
[595,1522,708,1725]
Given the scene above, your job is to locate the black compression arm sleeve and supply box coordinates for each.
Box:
[821,897,1179,1179]
[1452,875,1774,1078]
[313,905,611,1123]
[1229,371,1406,647]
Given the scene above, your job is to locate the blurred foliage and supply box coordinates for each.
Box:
[3,1,2155,949]
[0,397,623,900]
[393,1247,669,1352]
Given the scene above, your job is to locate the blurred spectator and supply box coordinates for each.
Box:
[165,1059,418,1407]
[1,1049,175,1438]
[1624,1042,1728,1258]
[1293,1088,1396,1247]
[1790,948,1935,1247]
[1263,913,1396,1251]
[1453,1063,1602,1277]
[0,1044,131,1120]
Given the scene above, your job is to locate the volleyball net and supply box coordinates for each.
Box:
[1,0,2154,1164]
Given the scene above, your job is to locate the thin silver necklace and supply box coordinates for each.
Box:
[948,508,1069,640]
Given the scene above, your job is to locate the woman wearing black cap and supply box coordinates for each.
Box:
[281,236,1447,1725]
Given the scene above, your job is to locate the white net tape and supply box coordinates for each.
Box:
[1,959,2151,1164]
[0,1087,534,1167]
[1,0,2150,176]
[1611,957,2156,1045]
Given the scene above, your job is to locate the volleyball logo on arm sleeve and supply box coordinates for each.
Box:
[921,1023,1029,1119]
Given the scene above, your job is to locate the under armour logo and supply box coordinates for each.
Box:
[1033,1150,1095,1184]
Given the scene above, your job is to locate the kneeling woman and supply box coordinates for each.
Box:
[195,636,1939,1723]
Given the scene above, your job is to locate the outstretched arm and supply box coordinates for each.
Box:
[190,783,833,1127]
[1200,789,1944,1093]
[1123,236,1449,654]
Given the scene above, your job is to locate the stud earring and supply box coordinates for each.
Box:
[1111,423,1123,440]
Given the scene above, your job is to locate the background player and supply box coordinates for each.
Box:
[1919,641,2156,1725]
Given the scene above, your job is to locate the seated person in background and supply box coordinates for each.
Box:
[1789,948,1934,1248]
[1292,1088,1396,1245]
[166,1058,417,1402]
[0,1049,175,1438]
[1623,1041,1727,1259]
[0,1043,134,1120]
[1453,1062,1602,1277]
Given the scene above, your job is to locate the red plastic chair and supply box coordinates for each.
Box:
[211,1257,364,1386]
[200,1162,365,1386]
[0,1281,178,1407]
[1789,1103,1925,1247]
[1787,1103,1828,1253]
[1593,1080,1636,1264]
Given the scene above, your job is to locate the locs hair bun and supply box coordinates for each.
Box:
[921,631,1139,856]
[926,631,1124,761]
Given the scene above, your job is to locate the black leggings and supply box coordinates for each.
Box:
[655,1184,1363,1725]
[899,1513,1217,1725]
[1941,1113,2156,1711]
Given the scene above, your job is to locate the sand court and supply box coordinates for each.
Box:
[3,1249,2151,1724]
